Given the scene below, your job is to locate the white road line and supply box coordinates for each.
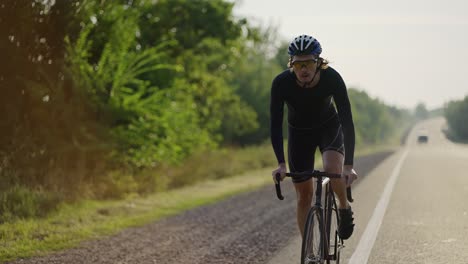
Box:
[348,148,409,264]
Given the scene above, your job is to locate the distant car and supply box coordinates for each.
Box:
[417,135,429,143]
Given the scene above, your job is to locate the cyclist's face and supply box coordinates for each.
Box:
[291,55,318,83]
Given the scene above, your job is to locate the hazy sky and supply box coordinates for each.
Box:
[231,0,468,110]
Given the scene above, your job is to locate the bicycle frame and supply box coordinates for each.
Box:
[274,170,352,263]
[309,175,339,262]
[323,179,342,262]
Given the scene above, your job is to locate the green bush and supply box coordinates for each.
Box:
[0,186,61,223]
[445,95,468,141]
[167,143,276,188]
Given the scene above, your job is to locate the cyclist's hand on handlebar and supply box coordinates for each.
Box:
[272,163,287,184]
[343,165,358,187]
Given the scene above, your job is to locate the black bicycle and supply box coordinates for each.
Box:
[275,171,353,264]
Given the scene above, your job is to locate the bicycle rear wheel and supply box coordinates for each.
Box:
[301,206,325,264]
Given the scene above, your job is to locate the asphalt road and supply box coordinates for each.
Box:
[268,117,468,264]
[10,117,466,264]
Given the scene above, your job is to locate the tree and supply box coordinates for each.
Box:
[348,89,410,145]
[414,102,429,120]
[0,1,107,190]
[229,26,284,144]
[444,95,468,141]
[138,0,259,144]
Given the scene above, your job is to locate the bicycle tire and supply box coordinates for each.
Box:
[324,186,342,264]
[301,206,325,264]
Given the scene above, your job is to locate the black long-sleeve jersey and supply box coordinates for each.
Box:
[270,67,356,165]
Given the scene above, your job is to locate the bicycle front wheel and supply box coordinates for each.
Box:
[301,206,325,264]
[325,190,341,264]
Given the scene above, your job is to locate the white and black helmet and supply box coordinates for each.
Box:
[288,35,322,56]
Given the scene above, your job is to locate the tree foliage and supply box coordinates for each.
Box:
[414,102,429,120]
[1,0,263,198]
[64,2,212,167]
[0,1,107,193]
[444,95,468,141]
[228,26,284,144]
[348,89,411,145]
[0,0,417,208]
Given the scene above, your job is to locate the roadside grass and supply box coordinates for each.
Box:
[353,143,399,156]
[0,143,277,224]
[0,143,398,262]
[0,169,273,262]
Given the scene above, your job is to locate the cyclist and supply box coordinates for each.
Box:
[270,34,357,240]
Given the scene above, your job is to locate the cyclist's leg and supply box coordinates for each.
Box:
[288,126,319,237]
[318,118,348,209]
[319,118,355,240]
[322,150,354,239]
[293,179,314,237]
[322,150,348,209]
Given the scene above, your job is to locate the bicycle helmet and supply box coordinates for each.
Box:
[288,35,322,56]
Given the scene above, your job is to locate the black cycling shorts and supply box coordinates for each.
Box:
[287,116,345,183]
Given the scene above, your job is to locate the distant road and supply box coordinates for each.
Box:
[268,117,468,264]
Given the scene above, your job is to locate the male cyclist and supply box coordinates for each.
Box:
[270,34,357,240]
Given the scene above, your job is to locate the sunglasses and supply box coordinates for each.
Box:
[291,59,318,70]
